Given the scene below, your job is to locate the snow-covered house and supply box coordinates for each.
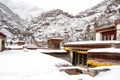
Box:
[64,41,120,66]
[48,38,62,49]
[0,32,6,51]
[96,19,120,41]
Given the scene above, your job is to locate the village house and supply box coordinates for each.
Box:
[0,32,6,51]
[41,38,69,61]
[48,38,62,50]
[64,41,120,66]
[96,19,120,41]
[64,19,120,67]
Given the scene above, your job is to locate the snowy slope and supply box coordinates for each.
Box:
[0,49,72,80]
[78,0,120,17]
[27,0,120,46]
[0,0,44,20]
[0,2,26,38]
[77,0,120,28]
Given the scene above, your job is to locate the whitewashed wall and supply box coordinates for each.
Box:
[116,24,120,40]
[96,32,102,41]
[0,39,2,51]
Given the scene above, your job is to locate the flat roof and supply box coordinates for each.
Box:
[96,24,115,31]
[48,38,62,40]
[0,32,6,37]
[64,41,120,46]
[38,49,67,54]
[87,48,120,53]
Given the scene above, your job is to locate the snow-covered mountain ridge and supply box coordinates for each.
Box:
[77,0,120,28]
[0,0,120,46]
[0,2,26,39]
[28,9,89,43]
[0,0,45,20]
[28,0,120,44]
[77,0,120,18]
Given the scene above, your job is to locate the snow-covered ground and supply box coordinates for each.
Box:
[0,49,120,80]
[0,49,72,80]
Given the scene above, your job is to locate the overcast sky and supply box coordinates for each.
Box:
[11,0,104,15]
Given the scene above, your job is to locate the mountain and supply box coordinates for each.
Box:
[28,0,120,47]
[0,0,44,20]
[78,0,120,17]
[0,2,26,39]
[28,9,90,45]
[76,0,120,28]
[1,0,120,47]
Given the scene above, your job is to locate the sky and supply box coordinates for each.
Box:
[11,0,104,15]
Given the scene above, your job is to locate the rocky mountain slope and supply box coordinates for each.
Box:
[77,0,120,28]
[28,0,120,46]
[0,2,26,39]
[78,0,120,17]
[28,9,90,44]
[0,0,120,46]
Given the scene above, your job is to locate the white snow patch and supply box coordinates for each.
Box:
[88,48,120,53]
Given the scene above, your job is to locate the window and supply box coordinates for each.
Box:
[107,35,111,40]
[103,36,106,40]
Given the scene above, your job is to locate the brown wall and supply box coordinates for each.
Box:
[48,39,62,44]
[48,39,62,49]
[88,52,120,61]
[102,30,116,40]
[0,37,6,51]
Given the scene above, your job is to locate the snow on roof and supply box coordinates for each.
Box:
[96,24,115,31]
[38,49,67,53]
[5,45,23,49]
[64,41,120,45]
[87,48,120,53]
[93,66,120,80]
[24,44,38,48]
[48,38,63,40]
[59,66,86,71]
[0,32,6,37]
[90,65,120,70]
[0,49,120,80]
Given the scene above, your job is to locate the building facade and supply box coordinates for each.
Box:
[0,32,6,51]
[64,19,120,67]
[96,19,120,41]
[64,41,120,66]
[48,38,62,49]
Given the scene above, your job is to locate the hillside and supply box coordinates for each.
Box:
[0,0,120,46]
[78,0,120,17]
[77,0,120,28]
[28,9,90,45]
[28,0,120,46]
[0,0,44,20]
[0,2,26,39]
